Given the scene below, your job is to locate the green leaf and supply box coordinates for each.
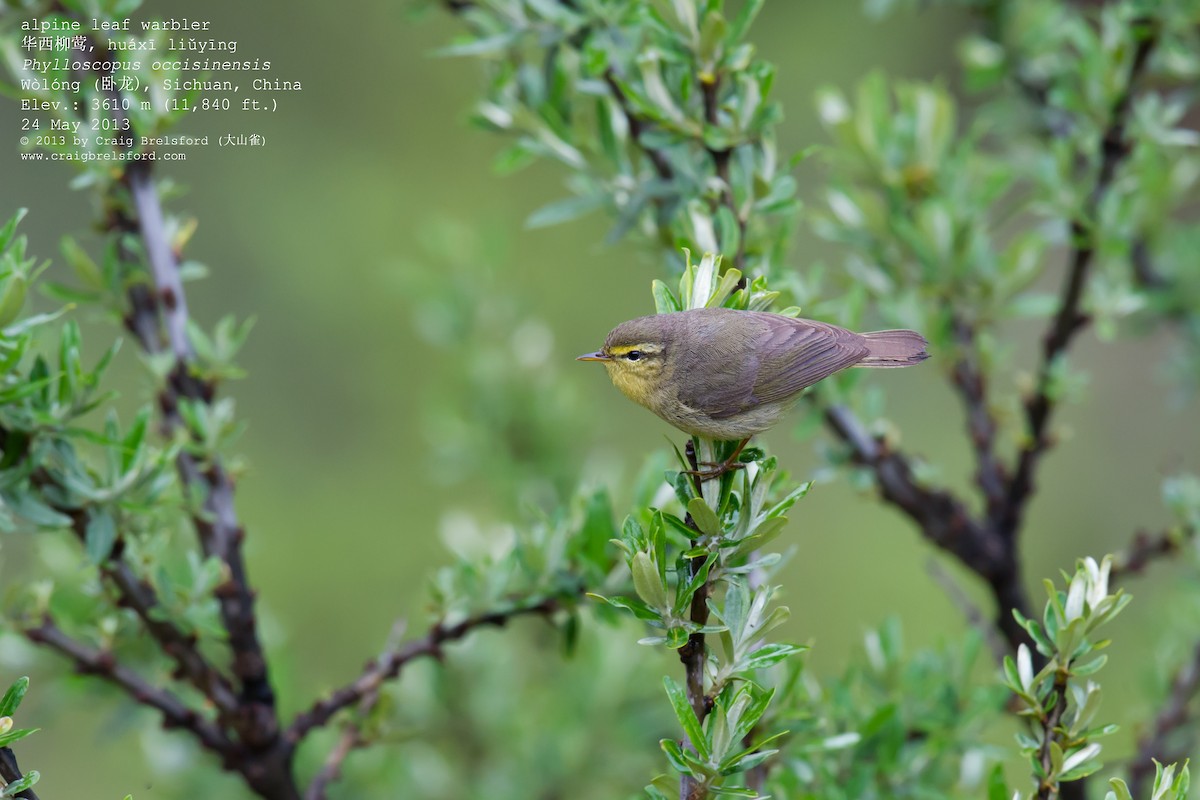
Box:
[653,279,682,314]
[525,194,605,229]
[0,209,27,252]
[660,738,697,777]
[663,677,710,760]
[85,508,118,564]
[0,678,28,717]
[632,551,669,611]
[435,32,521,58]
[0,768,39,797]
[3,491,73,529]
[726,0,765,44]
[0,728,38,748]
[687,497,722,537]
[987,763,1009,800]
[742,642,805,671]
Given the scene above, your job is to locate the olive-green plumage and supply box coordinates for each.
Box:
[578,307,928,441]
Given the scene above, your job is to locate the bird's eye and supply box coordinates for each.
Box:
[625,350,644,361]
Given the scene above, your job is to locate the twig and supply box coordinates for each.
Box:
[303,623,405,800]
[602,69,675,183]
[11,432,240,721]
[700,75,746,273]
[286,595,567,745]
[1111,526,1193,581]
[926,559,1009,664]
[1036,672,1071,800]
[22,617,230,756]
[304,725,364,800]
[949,316,1007,521]
[0,747,40,800]
[1128,639,1200,797]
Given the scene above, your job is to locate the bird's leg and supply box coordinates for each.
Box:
[685,437,751,482]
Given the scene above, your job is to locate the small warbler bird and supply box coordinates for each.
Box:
[578,307,928,477]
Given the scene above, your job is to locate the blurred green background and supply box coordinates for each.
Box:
[1,1,1198,797]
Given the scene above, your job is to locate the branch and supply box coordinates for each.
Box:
[0,748,40,800]
[999,23,1159,539]
[926,559,1009,664]
[22,617,230,756]
[1128,639,1200,797]
[1111,525,1194,582]
[42,501,242,720]
[285,595,568,745]
[602,69,676,184]
[822,403,1033,652]
[121,164,276,729]
[700,75,746,273]
[302,622,406,800]
[949,317,1007,520]
[1036,672,1071,800]
[303,725,364,800]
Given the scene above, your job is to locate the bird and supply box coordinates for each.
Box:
[577,306,929,479]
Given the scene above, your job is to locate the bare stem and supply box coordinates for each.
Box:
[22,617,230,756]
[286,595,568,746]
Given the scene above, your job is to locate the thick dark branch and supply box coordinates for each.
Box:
[0,747,40,800]
[285,596,567,745]
[22,617,230,755]
[823,404,1033,652]
[999,25,1159,539]
[1128,638,1200,796]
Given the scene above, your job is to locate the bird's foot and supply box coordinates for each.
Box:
[684,459,746,482]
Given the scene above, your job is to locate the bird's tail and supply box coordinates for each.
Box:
[857,329,930,368]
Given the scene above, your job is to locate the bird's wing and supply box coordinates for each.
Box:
[691,314,869,419]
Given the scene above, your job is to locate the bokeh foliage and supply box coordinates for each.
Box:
[0,0,1197,798]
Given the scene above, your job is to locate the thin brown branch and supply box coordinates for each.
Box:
[602,68,675,183]
[1036,671,1071,800]
[303,622,405,800]
[999,23,1159,539]
[285,595,568,745]
[46,502,242,719]
[926,559,1009,664]
[0,747,40,800]
[122,164,276,732]
[1111,525,1194,581]
[949,317,1007,520]
[304,725,364,800]
[22,616,230,756]
[1128,639,1200,797]
[700,76,746,273]
[8,424,241,722]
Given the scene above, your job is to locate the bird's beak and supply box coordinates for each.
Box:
[576,351,611,362]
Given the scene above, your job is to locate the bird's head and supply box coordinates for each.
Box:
[576,315,674,405]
